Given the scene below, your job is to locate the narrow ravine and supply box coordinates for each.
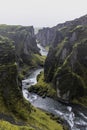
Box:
[37,43,48,56]
[22,43,87,130]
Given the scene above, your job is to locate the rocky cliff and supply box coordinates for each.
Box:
[44,23,87,104]
[36,14,87,47]
[0,35,31,118]
[0,25,39,66]
[36,27,55,46]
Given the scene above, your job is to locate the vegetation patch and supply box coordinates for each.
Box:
[29,72,57,98]
[0,107,63,130]
[31,54,46,67]
[0,120,34,130]
[72,96,87,108]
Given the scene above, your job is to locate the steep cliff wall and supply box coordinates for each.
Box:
[36,27,55,46]
[0,36,31,117]
[44,25,87,104]
[0,25,39,66]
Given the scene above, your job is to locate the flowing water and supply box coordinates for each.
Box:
[37,43,48,56]
[22,43,87,130]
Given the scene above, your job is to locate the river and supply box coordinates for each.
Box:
[22,43,87,130]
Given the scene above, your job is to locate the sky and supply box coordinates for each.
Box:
[0,0,87,27]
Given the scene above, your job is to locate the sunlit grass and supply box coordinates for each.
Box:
[0,107,63,130]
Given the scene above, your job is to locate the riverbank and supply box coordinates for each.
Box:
[28,71,57,98]
[38,107,70,130]
[28,69,87,109]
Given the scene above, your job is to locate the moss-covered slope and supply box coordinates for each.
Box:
[44,25,87,106]
[0,35,31,117]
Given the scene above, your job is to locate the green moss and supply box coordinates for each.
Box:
[29,108,63,130]
[0,120,34,130]
[32,54,46,67]
[0,101,63,130]
[0,107,63,130]
[52,39,87,101]
[54,40,84,79]
[0,63,32,119]
[71,25,83,33]
[18,73,25,80]
[72,96,87,108]
[45,45,50,51]
[55,37,68,57]
[18,65,31,80]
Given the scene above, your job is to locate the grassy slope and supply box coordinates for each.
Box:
[32,54,46,67]
[0,108,63,130]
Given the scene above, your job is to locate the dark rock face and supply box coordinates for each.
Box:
[0,36,31,116]
[37,14,87,47]
[44,22,87,102]
[0,25,39,66]
[0,36,21,109]
[36,27,56,46]
[52,31,64,47]
[0,36,15,65]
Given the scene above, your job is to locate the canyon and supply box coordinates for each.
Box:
[0,14,87,130]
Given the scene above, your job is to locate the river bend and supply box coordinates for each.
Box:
[22,43,87,130]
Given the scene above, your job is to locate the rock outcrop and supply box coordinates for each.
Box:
[36,27,55,46]
[0,25,39,66]
[44,22,87,103]
[0,36,31,116]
